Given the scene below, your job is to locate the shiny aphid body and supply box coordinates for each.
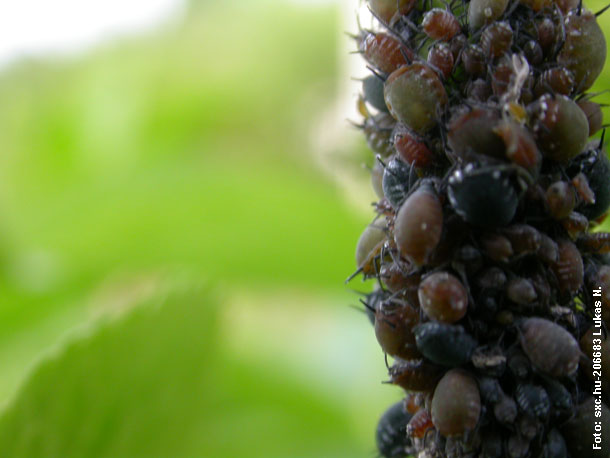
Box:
[354,0,610,455]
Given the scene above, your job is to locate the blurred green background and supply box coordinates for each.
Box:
[0,0,608,456]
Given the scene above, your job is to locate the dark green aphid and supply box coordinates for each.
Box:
[413,322,478,367]
[362,74,389,113]
[468,0,509,31]
[375,401,413,457]
[363,112,395,157]
[573,144,610,220]
[515,383,551,418]
[382,157,412,208]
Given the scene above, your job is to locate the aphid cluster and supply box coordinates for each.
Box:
[351,0,610,456]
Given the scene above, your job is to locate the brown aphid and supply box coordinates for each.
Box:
[551,239,584,294]
[466,79,492,102]
[523,40,543,66]
[535,67,575,96]
[491,57,514,98]
[537,17,556,55]
[431,369,481,437]
[388,359,444,391]
[494,395,518,424]
[422,8,461,41]
[529,94,589,163]
[578,232,610,254]
[366,0,417,24]
[481,233,514,262]
[393,127,434,168]
[462,44,486,77]
[407,408,434,438]
[375,301,421,360]
[355,219,387,276]
[362,32,413,75]
[494,121,541,173]
[537,233,559,264]
[427,42,454,79]
[577,100,604,136]
[394,185,443,266]
[572,172,596,205]
[447,107,504,160]
[480,21,513,59]
[502,224,541,255]
[545,181,576,219]
[506,278,537,304]
[561,212,589,239]
[418,272,468,323]
[520,317,580,377]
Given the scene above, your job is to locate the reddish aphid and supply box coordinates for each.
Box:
[480,22,513,59]
[374,301,421,360]
[362,32,413,75]
[393,127,434,168]
[578,232,610,254]
[462,44,486,77]
[427,42,454,79]
[422,9,461,41]
[494,120,541,173]
[561,212,589,238]
[394,184,443,266]
[551,239,584,294]
[418,272,468,323]
[536,67,575,96]
[481,233,514,263]
[405,392,425,414]
[519,317,580,377]
[572,172,596,205]
[502,224,541,255]
[431,369,481,437]
[388,359,444,391]
[407,409,434,438]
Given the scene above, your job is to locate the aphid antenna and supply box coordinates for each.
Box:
[376,155,388,169]
[596,3,610,17]
[577,0,583,15]
[599,128,606,149]
[367,66,387,82]
[345,266,364,284]
[359,298,377,314]
[384,352,390,370]
[347,119,365,129]
[550,5,566,60]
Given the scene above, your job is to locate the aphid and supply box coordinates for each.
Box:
[355,219,387,276]
[394,184,443,266]
[455,244,483,275]
[501,224,541,255]
[468,0,509,31]
[362,32,413,75]
[384,63,448,133]
[478,377,504,404]
[572,172,596,205]
[449,34,468,60]
[490,56,515,98]
[494,395,518,424]
[461,45,487,77]
[477,267,507,289]
[529,94,589,163]
[575,145,610,220]
[382,157,411,208]
[561,212,589,238]
[515,384,551,418]
[577,100,603,136]
[431,369,481,437]
[543,429,568,458]
[388,358,444,391]
[364,113,396,157]
[371,160,385,199]
[481,233,514,262]
[466,79,492,102]
[551,238,584,294]
[376,400,413,458]
[518,414,540,440]
[393,127,434,168]
[448,166,519,228]
[407,408,434,438]
[362,75,389,113]
[375,300,421,360]
[507,349,531,379]
[414,322,478,367]
[535,67,575,96]
[367,0,417,24]
[480,22,513,60]
[471,347,507,377]
[494,120,541,173]
[447,107,504,160]
[506,277,537,304]
[418,272,468,323]
[537,233,559,264]
[561,398,610,458]
[519,317,580,377]
[542,378,573,413]
[558,9,607,91]
[427,42,454,79]
[421,9,461,41]
[545,181,576,219]
[523,40,543,66]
